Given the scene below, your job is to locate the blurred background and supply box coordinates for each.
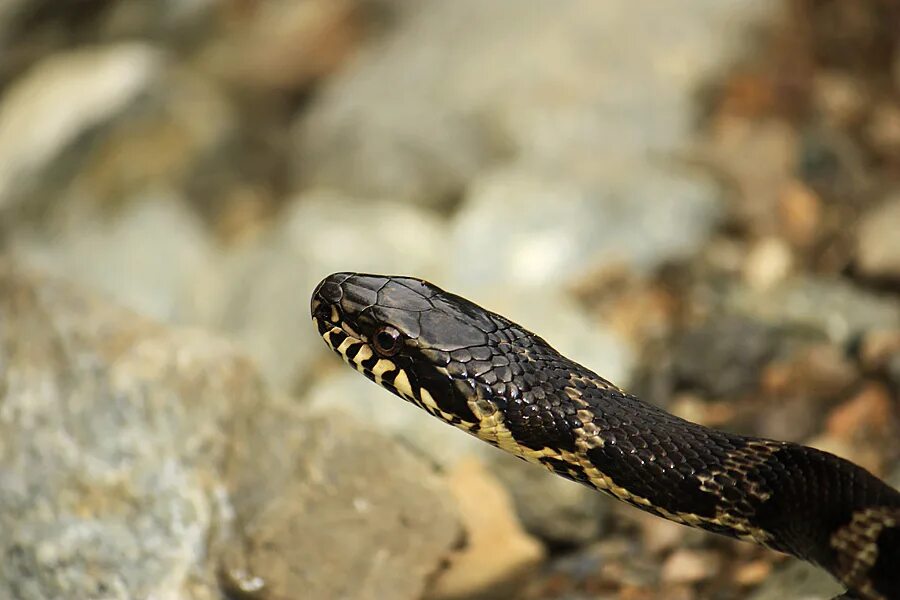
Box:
[0,1,898,599]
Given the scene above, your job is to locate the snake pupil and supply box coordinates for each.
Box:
[373,326,401,356]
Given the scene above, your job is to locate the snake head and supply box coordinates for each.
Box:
[310,272,495,426]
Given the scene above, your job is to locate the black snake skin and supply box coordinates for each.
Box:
[311,272,900,600]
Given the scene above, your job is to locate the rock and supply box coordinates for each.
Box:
[760,343,857,401]
[865,102,900,163]
[856,192,900,280]
[734,560,773,587]
[0,44,163,211]
[747,562,843,600]
[727,276,900,344]
[660,549,720,584]
[742,236,793,290]
[489,451,608,547]
[303,369,489,467]
[0,261,249,600]
[223,407,461,600]
[293,0,778,207]
[888,352,900,398]
[859,328,900,371]
[0,41,239,227]
[197,192,448,391]
[0,260,461,600]
[201,0,361,92]
[449,163,722,291]
[427,459,543,600]
[777,180,822,248]
[12,194,215,323]
[671,315,777,399]
[824,382,893,443]
[705,118,799,235]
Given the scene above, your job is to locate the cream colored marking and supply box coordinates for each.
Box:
[352,344,374,371]
[336,335,356,355]
[420,387,440,411]
[329,305,339,322]
[392,369,414,399]
[371,359,395,381]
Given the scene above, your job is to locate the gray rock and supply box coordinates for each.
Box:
[448,163,723,290]
[856,192,900,280]
[195,191,449,391]
[672,315,777,398]
[223,407,461,600]
[0,261,461,600]
[0,44,163,210]
[888,352,900,400]
[303,369,490,467]
[0,41,237,225]
[490,452,608,547]
[726,276,900,344]
[293,0,778,207]
[747,562,843,600]
[0,261,246,600]
[12,194,215,323]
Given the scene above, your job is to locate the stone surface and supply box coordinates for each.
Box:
[293,0,777,207]
[746,562,843,600]
[660,549,720,584]
[0,261,244,600]
[490,451,608,547]
[448,163,722,291]
[671,315,777,398]
[856,192,900,280]
[427,459,543,600]
[0,261,461,600]
[303,369,490,467]
[197,191,448,391]
[0,44,163,210]
[201,0,361,92]
[13,194,215,323]
[727,276,900,344]
[223,407,461,600]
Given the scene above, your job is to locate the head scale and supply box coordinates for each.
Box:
[310,272,495,427]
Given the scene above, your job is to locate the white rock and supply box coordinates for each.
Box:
[0,44,163,209]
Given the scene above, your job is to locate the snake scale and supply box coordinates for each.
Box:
[311,272,900,600]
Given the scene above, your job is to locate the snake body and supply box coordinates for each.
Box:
[311,272,900,599]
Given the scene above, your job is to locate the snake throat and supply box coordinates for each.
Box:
[311,272,900,600]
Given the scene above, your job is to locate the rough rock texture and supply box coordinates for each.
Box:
[223,407,461,600]
[13,195,215,323]
[727,276,900,344]
[0,261,460,600]
[856,192,900,280]
[196,192,449,391]
[449,164,722,290]
[293,0,776,207]
[747,562,843,600]
[490,451,608,547]
[426,459,543,600]
[0,260,242,600]
[0,44,164,210]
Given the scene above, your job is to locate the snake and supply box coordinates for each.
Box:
[310,272,900,600]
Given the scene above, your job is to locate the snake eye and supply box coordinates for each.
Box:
[373,326,402,357]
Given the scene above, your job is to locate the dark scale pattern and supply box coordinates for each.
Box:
[311,273,900,600]
[872,526,900,599]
